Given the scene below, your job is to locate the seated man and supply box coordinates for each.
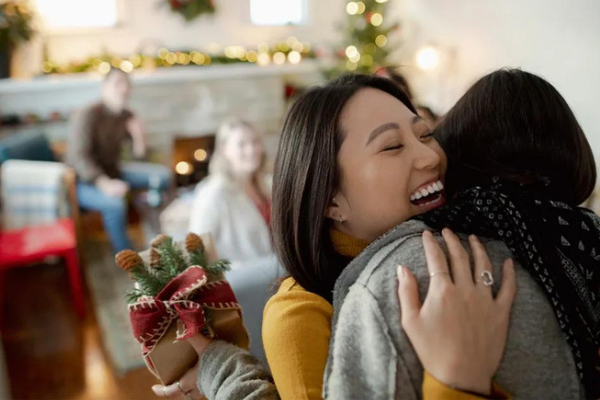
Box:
[66,68,170,252]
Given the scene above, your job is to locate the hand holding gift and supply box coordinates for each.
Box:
[115,233,249,385]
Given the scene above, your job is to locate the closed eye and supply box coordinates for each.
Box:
[383,144,404,152]
[420,132,434,140]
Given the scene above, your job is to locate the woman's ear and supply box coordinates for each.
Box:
[325,194,347,223]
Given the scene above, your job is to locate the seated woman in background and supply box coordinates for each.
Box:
[189,117,273,266]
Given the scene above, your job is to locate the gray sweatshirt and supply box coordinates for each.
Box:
[323,220,584,400]
[197,340,279,400]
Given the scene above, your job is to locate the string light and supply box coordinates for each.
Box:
[346,2,358,15]
[176,52,190,65]
[111,57,122,68]
[165,52,177,65]
[246,50,258,62]
[120,60,134,73]
[346,61,358,71]
[416,47,440,70]
[130,54,143,67]
[257,53,270,66]
[362,54,374,66]
[273,52,286,65]
[194,149,208,162]
[98,62,111,74]
[356,1,366,14]
[158,48,168,60]
[370,13,383,26]
[345,45,359,59]
[175,161,193,175]
[375,0,389,3]
[288,51,302,64]
[349,53,361,63]
[375,35,388,47]
[191,52,206,65]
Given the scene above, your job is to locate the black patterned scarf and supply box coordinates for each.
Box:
[416,181,600,398]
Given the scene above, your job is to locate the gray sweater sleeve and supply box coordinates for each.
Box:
[197,340,280,400]
[323,284,418,400]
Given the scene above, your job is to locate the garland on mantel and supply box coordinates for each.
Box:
[41,38,317,75]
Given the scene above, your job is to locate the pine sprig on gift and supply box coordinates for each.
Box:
[117,233,233,304]
[130,266,164,296]
[125,288,145,303]
[189,250,208,269]
[207,259,231,274]
[157,240,188,276]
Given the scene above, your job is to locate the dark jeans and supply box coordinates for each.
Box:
[77,162,171,252]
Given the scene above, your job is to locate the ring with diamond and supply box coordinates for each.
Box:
[478,270,494,287]
[177,381,186,395]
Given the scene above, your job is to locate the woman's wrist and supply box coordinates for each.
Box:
[432,369,493,397]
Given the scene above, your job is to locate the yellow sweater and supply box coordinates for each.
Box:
[262,229,509,400]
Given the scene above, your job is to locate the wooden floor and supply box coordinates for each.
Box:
[0,257,158,399]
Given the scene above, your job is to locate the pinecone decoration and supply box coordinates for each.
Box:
[185,233,205,253]
[151,234,171,248]
[115,250,144,273]
[149,247,162,268]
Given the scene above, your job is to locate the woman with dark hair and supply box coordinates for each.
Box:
[325,69,599,399]
[153,74,514,400]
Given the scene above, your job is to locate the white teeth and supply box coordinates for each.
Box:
[411,180,445,203]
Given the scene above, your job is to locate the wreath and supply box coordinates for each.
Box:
[166,0,215,22]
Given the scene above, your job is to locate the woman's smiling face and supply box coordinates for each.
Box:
[327,87,447,242]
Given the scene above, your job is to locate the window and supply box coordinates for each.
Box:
[36,0,119,30]
[250,0,305,26]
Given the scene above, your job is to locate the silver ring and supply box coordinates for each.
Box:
[479,270,494,287]
[429,271,451,278]
[177,380,185,394]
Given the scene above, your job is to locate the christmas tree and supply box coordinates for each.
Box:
[327,0,399,78]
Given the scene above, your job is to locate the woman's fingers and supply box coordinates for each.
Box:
[151,383,180,398]
[442,228,472,287]
[397,265,422,324]
[468,234,494,296]
[151,362,200,398]
[422,230,451,286]
[495,258,516,310]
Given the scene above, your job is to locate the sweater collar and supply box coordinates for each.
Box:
[330,228,370,258]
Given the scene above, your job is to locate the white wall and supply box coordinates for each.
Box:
[391,0,600,167]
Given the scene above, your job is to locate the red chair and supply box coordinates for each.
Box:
[0,163,85,319]
[0,218,85,318]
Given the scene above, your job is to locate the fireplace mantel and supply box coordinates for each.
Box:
[0,61,323,160]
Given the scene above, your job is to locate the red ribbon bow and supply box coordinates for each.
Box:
[128,266,240,355]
